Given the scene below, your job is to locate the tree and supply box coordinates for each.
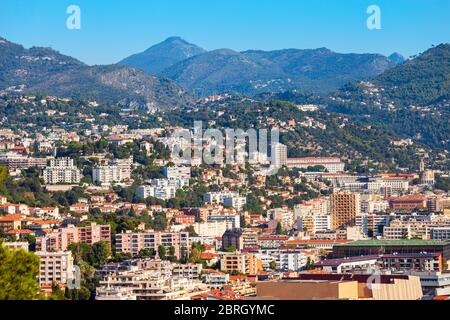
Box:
[0,165,8,194]
[89,241,111,268]
[49,283,65,300]
[139,248,155,259]
[158,245,166,260]
[275,222,284,235]
[224,246,237,253]
[169,246,175,257]
[305,257,315,270]
[269,261,277,270]
[0,242,40,300]
[152,214,167,231]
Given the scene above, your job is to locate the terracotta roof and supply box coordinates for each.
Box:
[201,252,218,260]
[6,229,34,235]
[0,214,25,221]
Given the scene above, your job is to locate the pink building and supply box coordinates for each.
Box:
[115,230,190,259]
[36,222,111,251]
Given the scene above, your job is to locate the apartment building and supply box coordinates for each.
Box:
[172,263,202,280]
[136,184,177,200]
[222,228,258,251]
[36,222,111,251]
[271,143,287,168]
[268,207,295,231]
[203,192,247,211]
[109,158,132,181]
[43,158,82,184]
[388,195,427,213]
[93,165,123,185]
[0,153,47,169]
[204,272,230,289]
[294,198,330,217]
[356,214,392,237]
[192,221,230,238]
[331,193,361,230]
[220,253,260,275]
[277,250,309,271]
[96,269,207,300]
[115,230,190,259]
[36,251,75,287]
[431,227,450,241]
[297,214,331,234]
[207,213,240,229]
[163,166,191,181]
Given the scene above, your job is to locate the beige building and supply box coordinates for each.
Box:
[36,251,75,287]
[331,193,361,230]
[256,275,422,300]
[220,253,260,275]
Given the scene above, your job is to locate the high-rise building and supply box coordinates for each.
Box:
[271,143,287,168]
[331,193,361,230]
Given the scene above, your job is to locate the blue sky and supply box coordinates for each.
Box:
[0,0,449,65]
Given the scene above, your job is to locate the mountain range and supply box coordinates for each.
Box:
[119,37,404,96]
[2,36,447,113]
[0,37,195,110]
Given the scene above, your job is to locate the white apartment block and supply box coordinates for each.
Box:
[2,242,29,251]
[172,263,202,280]
[383,225,410,240]
[204,273,230,289]
[294,198,330,217]
[49,158,75,168]
[163,166,191,180]
[208,214,240,229]
[96,269,207,300]
[43,157,81,184]
[271,143,287,168]
[36,251,75,287]
[277,251,309,271]
[361,200,390,214]
[93,165,124,185]
[296,214,332,234]
[136,184,177,200]
[203,192,247,211]
[193,221,230,238]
